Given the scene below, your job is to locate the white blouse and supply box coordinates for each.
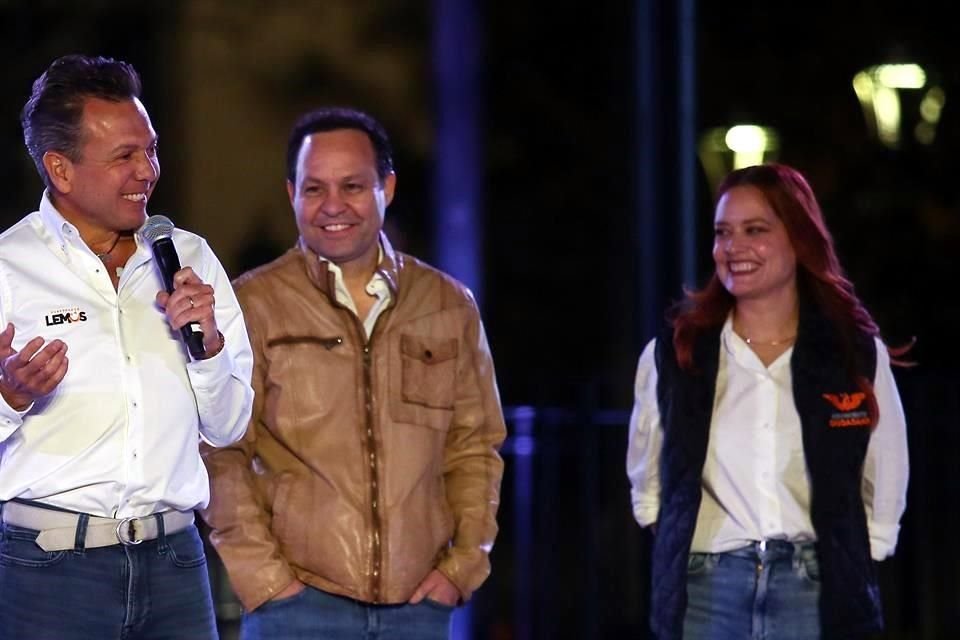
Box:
[626,316,909,560]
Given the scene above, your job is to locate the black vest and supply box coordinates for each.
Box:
[649,304,882,639]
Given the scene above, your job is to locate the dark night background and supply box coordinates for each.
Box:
[1,1,956,638]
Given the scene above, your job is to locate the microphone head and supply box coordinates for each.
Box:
[138,214,175,245]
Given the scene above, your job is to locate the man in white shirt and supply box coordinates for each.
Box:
[0,54,254,640]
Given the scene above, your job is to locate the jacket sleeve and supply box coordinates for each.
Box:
[435,299,507,601]
[199,294,296,611]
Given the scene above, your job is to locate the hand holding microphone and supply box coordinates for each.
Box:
[139,215,222,360]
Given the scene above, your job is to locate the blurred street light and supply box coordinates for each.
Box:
[852,63,945,148]
[698,124,780,193]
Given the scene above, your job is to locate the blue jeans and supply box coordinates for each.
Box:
[0,521,217,639]
[240,585,454,640]
[683,540,821,640]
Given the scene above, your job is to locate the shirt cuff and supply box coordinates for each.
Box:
[185,339,234,389]
[0,398,29,440]
[869,521,901,560]
[632,496,660,528]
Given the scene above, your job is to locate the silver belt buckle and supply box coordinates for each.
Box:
[758,539,767,553]
[116,517,144,545]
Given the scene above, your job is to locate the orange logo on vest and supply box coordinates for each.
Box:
[822,392,866,412]
[822,392,870,428]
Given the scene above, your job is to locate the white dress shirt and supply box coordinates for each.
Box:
[626,316,909,560]
[0,193,254,518]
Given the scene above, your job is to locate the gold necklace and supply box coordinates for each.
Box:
[744,335,796,347]
[93,234,121,263]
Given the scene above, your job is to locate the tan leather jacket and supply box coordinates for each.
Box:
[201,234,506,611]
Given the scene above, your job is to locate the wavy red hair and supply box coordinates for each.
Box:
[670,163,900,425]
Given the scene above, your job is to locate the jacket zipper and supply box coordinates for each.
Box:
[334,282,394,604]
[325,265,395,603]
[360,339,383,602]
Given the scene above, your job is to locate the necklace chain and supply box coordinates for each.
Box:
[744,335,797,347]
[94,234,122,263]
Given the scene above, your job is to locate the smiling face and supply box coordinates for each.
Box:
[713,185,798,303]
[46,96,159,236]
[288,128,395,276]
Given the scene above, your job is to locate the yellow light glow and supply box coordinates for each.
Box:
[724,125,768,153]
[920,86,946,123]
[853,63,941,149]
[875,64,926,89]
[732,151,764,170]
[873,86,902,146]
[915,121,935,145]
[852,71,875,101]
[698,125,780,192]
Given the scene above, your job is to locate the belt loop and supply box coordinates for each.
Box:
[155,512,167,552]
[73,513,89,554]
[792,541,805,569]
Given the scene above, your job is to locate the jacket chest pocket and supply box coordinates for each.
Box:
[400,334,459,410]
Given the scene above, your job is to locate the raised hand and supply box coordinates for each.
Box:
[154,267,223,358]
[0,323,69,411]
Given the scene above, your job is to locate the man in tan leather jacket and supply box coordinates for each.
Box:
[200,107,506,639]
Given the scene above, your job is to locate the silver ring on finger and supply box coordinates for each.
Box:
[188,297,195,308]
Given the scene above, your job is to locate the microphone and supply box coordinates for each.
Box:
[138,215,206,359]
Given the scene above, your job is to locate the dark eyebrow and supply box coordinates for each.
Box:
[109,135,158,156]
[110,144,138,155]
[716,217,771,226]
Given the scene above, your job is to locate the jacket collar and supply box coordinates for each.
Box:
[298,231,402,300]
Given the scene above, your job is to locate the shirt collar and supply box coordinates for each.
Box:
[319,245,389,298]
[299,231,402,299]
[38,190,79,251]
[36,190,149,258]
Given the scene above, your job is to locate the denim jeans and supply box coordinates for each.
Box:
[683,540,821,640]
[239,584,454,640]
[0,520,217,640]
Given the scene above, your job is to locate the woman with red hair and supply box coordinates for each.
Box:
[626,163,909,639]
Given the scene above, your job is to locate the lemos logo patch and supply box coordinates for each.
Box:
[821,392,870,427]
[44,307,88,326]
